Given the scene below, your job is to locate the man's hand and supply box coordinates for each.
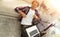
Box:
[34,14,40,20]
[19,11,26,18]
[21,12,26,18]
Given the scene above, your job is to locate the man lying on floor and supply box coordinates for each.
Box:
[15,1,41,37]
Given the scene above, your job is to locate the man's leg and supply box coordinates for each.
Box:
[21,25,28,37]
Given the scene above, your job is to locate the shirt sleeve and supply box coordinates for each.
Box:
[14,6,26,13]
[35,10,40,18]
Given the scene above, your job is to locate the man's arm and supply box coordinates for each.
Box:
[16,7,26,18]
[34,10,40,20]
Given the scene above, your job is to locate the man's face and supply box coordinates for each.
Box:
[32,1,39,9]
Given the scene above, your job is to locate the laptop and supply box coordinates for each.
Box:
[26,25,40,37]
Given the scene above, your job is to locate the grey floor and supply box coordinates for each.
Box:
[0,0,22,37]
[0,15,21,37]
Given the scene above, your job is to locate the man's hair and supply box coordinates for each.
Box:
[32,1,39,6]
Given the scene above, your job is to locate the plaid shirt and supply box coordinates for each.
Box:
[15,6,40,25]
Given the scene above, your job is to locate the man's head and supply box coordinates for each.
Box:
[31,1,39,9]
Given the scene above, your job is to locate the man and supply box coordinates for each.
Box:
[15,1,40,37]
